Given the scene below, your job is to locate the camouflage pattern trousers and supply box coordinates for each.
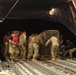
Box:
[32,43,39,59]
[51,45,59,58]
[69,48,76,58]
[19,44,26,59]
[9,44,19,60]
[4,43,9,59]
[28,43,33,59]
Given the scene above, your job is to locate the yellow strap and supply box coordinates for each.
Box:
[5,42,9,44]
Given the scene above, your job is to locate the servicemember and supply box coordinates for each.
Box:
[45,36,60,60]
[9,31,19,63]
[19,31,27,60]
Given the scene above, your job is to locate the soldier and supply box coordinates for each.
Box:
[27,34,34,61]
[3,32,10,60]
[9,31,19,63]
[69,48,76,60]
[45,36,60,60]
[19,31,27,60]
[32,33,43,61]
[63,40,75,59]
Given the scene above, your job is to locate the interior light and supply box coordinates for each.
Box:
[49,8,55,15]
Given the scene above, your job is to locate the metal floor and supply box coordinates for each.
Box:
[0,59,76,75]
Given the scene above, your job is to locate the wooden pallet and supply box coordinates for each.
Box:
[40,55,51,60]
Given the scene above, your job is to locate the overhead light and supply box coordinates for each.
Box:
[49,8,55,15]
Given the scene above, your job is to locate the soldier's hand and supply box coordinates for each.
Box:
[16,44,19,47]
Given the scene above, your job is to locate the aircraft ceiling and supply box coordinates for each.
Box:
[0,0,69,19]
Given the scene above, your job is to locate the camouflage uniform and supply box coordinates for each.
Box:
[69,48,76,59]
[9,32,19,63]
[19,32,26,60]
[63,40,75,59]
[28,34,34,60]
[45,36,59,60]
[32,34,43,61]
[9,44,19,60]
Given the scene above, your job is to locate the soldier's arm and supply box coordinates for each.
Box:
[40,37,43,45]
[57,39,60,44]
[19,34,25,44]
[9,36,16,45]
[45,38,51,46]
[9,40,16,45]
